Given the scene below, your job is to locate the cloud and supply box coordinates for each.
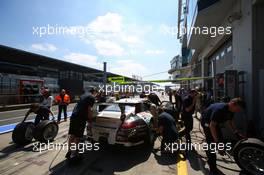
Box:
[145,49,165,55]
[64,53,102,69]
[88,12,123,33]
[94,40,124,56]
[121,35,140,44]
[110,59,149,77]
[78,12,150,56]
[31,43,57,52]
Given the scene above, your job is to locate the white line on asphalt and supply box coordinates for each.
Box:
[0,115,35,122]
[0,108,30,114]
[0,108,74,122]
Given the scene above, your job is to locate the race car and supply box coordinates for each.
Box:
[87,98,155,147]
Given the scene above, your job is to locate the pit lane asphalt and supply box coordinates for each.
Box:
[0,116,247,175]
[0,104,76,126]
[0,95,247,175]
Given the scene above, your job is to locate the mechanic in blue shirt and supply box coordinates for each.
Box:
[150,104,178,153]
[201,97,246,175]
[182,89,198,143]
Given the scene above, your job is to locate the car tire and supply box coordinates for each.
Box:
[34,120,59,142]
[233,138,264,175]
[12,122,35,145]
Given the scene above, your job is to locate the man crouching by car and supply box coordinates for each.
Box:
[66,89,96,162]
[149,104,179,154]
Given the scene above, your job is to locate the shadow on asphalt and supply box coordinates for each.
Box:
[0,133,67,160]
[186,148,209,175]
[152,150,179,166]
[0,141,38,160]
[50,144,153,175]
[190,129,246,175]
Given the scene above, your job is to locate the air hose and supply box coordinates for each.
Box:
[48,136,70,173]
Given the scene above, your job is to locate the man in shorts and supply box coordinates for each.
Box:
[66,89,96,161]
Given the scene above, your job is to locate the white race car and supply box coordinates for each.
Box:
[87,98,155,147]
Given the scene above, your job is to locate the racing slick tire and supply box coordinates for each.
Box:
[233,138,264,175]
[34,120,59,142]
[12,122,35,145]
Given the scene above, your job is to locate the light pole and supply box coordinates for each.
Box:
[103,62,107,93]
[212,59,217,101]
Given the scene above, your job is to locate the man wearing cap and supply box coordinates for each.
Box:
[37,88,54,124]
[181,89,198,143]
[201,98,246,175]
[40,88,54,109]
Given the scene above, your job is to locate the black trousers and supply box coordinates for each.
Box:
[58,105,67,121]
[202,125,218,172]
[182,114,193,142]
[34,108,50,125]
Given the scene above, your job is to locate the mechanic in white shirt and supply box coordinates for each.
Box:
[40,88,54,109]
[27,88,54,125]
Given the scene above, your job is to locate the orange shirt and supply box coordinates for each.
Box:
[55,94,70,104]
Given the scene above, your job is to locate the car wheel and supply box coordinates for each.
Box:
[34,120,59,142]
[12,122,35,145]
[233,138,264,175]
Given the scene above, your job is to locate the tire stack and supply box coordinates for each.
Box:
[12,120,59,145]
[12,122,35,145]
[34,120,58,142]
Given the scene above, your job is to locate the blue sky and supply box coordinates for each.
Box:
[0,0,181,80]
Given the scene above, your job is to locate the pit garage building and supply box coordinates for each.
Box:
[0,45,134,105]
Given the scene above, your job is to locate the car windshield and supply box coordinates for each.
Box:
[103,104,135,113]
